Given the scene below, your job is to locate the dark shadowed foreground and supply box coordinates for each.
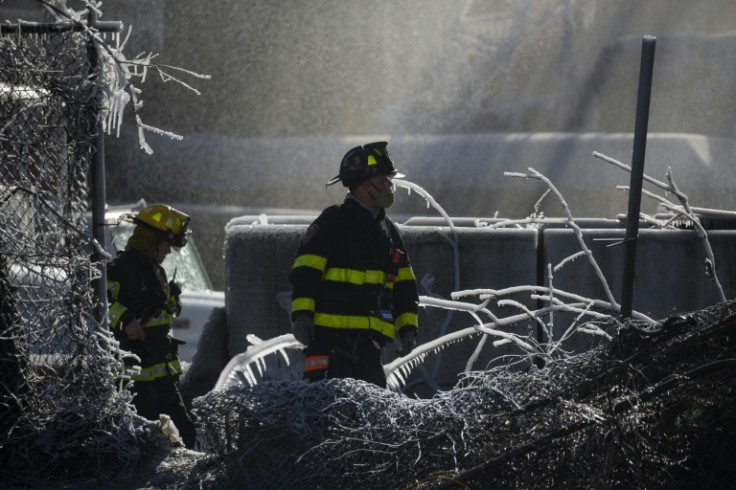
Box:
[6,301,736,489]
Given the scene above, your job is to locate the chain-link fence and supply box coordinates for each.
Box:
[0,21,149,485]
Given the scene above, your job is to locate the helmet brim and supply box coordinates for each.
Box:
[325,175,342,187]
[123,212,191,248]
[326,171,406,187]
[119,212,136,224]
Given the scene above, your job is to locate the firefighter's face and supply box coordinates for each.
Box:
[358,174,395,208]
[366,174,393,190]
[156,241,171,264]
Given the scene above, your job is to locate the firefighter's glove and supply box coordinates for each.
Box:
[399,329,417,356]
[124,318,145,341]
[292,316,314,346]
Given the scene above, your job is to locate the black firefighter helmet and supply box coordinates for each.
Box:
[326,141,404,188]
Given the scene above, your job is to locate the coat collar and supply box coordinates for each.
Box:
[344,193,385,222]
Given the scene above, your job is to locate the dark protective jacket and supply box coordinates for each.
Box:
[290,196,419,343]
[107,249,182,382]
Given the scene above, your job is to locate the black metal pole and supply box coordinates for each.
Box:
[620,35,656,319]
[87,10,122,327]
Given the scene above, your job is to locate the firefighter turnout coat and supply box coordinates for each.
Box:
[107,249,183,382]
[290,196,419,344]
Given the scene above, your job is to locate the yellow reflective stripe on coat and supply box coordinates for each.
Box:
[323,267,386,286]
[107,280,121,300]
[314,312,395,338]
[143,316,172,328]
[127,359,182,382]
[108,302,127,329]
[321,266,413,286]
[291,297,316,313]
[397,266,416,282]
[395,312,418,330]
[292,254,328,272]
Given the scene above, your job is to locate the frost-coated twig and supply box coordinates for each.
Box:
[394,179,460,295]
[593,151,668,189]
[664,169,726,301]
[41,0,209,153]
[419,296,486,327]
[386,289,625,387]
[395,179,460,386]
[487,217,568,229]
[505,168,620,309]
[394,180,456,237]
[594,151,726,302]
[546,263,555,349]
[409,289,624,358]
[453,287,653,323]
[214,334,304,390]
[553,250,586,272]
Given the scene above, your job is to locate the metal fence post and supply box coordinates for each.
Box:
[87,10,123,327]
[620,35,656,319]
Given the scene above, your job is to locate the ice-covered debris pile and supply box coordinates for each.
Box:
[189,301,736,489]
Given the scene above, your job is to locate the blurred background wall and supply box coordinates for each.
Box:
[6,0,736,290]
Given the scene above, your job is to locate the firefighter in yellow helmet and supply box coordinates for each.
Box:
[289,142,419,388]
[106,203,196,448]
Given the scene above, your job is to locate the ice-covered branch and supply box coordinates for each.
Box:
[394,179,456,235]
[505,168,620,308]
[594,151,726,302]
[395,179,461,385]
[40,0,209,154]
[388,287,625,385]
[214,334,304,390]
[592,151,669,189]
[419,295,486,327]
[452,287,653,323]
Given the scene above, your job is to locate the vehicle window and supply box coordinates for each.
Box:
[110,222,212,291]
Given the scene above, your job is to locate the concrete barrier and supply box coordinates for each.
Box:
[224,223,304,356]
[223,217,736,390]
[225,219,536,389]
[543,228,736,320]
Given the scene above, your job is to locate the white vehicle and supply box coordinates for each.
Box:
[101,201,225,363]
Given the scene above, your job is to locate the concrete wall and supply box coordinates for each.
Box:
[8,1,736,297]
[544,228,736,320]
[224,224,304,354]
[95,1,736,235]
[224,218,736,390]
[94,0,736,138]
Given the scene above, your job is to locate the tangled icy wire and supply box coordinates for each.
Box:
[186,300,736,490]
[0,23,151,487]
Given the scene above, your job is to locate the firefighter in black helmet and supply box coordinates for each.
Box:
[289,142,419,388]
